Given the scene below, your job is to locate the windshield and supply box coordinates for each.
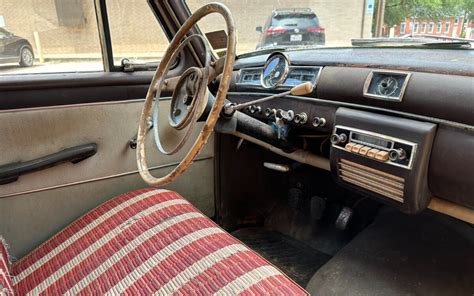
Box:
[186,0,473,55]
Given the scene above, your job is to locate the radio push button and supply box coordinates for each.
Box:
[351,144,364,153]
[367,148,380,158]
[358,146,371,155]
[345,142,356,150]
[375,150,390,161]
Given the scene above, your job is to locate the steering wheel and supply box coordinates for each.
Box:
[136,3,236,187]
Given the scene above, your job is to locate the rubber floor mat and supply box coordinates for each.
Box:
[232,228,331,287]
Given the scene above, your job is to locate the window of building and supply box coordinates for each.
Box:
[421,22,426,33]
[436,22,442,33]
[455,17,459,24]
[429,22,434,33]
[400,23,406,34]
[414,23,419,33]
[444,22,450,33]
[0,0,103,75]
[106,0,169,66]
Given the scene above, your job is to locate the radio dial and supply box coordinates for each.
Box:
[389,148,407,161]
[330,133,348,145]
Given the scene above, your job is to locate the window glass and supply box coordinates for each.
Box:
[0,0,103,75]
[444,22,450,33]
[186,1,473,55]
[107,0,169,66]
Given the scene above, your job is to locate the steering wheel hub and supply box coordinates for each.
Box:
[170,67,205,130]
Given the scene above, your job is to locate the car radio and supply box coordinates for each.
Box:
[330,126,417,169]
[330,108,436,214]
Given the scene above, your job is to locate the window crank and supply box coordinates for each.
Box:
[129,117,153,149]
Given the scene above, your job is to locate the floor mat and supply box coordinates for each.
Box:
[306,208,474,296]
[232,228,331,287]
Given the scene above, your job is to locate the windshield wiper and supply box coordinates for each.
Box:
[352,38,472,49]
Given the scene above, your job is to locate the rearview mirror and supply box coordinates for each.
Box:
[256,26,262,33]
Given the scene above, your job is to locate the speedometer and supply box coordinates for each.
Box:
[261,53,289,88]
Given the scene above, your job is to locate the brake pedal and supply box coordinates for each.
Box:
[335,206,354,230]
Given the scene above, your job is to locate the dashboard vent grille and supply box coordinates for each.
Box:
[338,159,405,203]
[239,68,262,85]
[238,66,322,87]
[284,67,320,86]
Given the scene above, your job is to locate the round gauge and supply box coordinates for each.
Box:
[261,53,289,88]
[376,76,399,97]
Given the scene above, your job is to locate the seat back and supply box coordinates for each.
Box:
[0,237,14,295]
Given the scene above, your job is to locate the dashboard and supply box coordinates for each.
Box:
[227,47,474,214]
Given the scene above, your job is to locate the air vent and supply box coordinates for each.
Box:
[338,159,405,203]
[238,68,262,85]
[284,67,321,86]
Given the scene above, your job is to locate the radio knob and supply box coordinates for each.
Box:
[330,133,348,145]
[389,148,407,161]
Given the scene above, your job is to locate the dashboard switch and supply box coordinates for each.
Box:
[358,146,371,155]
[375,150,389,161]
[312,117,326,127]
[351,144,364,153]
[367,148,380,158]
[345,142,356,150]
[294,112,308,124]
[264,108,274,117]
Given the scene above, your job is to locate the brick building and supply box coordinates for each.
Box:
[392,16,473,39]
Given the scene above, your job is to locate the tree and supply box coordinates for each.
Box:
[382,0,471,27]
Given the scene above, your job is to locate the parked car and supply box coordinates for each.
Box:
[256,8,325,49]
[0,28,34,67]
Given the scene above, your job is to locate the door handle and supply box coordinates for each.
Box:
[0,143,97,185]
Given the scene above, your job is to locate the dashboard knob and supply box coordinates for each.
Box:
[330,133,348,145]
[249,105,261,114]
[264,108,274,117]
[294,112,308,124]
[389,148,406,161]
[312,117,326,127]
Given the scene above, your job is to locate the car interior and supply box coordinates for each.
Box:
[0,1,473,295]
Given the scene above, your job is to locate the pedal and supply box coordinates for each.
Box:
[310,196,326,221]
[288,187,305,210]
[335,206,354,230]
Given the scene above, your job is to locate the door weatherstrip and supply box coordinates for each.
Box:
[0,156,213,199]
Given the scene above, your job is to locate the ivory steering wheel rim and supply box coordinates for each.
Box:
[136,3,236,187]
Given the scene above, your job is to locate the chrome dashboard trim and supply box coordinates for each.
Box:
[261,52,290,89]
[237,66,322,89]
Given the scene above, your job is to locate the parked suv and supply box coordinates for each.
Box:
[256,8,325,49]
[0,28,34,67]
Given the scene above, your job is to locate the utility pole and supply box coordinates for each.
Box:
[375,0,386,37]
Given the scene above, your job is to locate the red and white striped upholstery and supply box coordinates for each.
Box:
[7,188,307,295]
[0,237,13,295]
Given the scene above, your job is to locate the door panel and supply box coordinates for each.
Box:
[0,99,215,258]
